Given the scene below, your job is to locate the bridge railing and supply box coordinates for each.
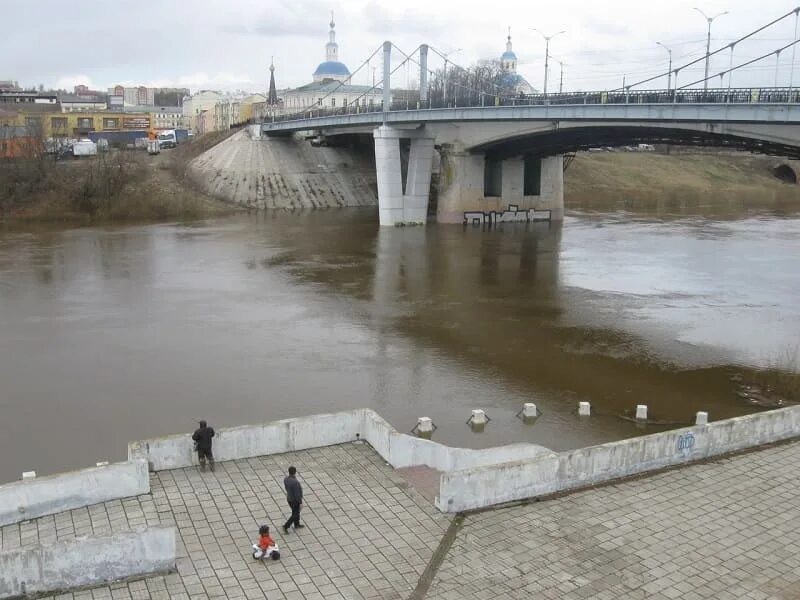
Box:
[264,87,800,126]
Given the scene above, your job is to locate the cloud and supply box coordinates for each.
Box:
[221,0,330,37]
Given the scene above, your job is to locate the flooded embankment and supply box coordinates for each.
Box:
[1,199,799,483]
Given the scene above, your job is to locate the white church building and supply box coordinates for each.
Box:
[280,15,383,111]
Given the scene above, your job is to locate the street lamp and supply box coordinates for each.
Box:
[694,8,729,91]
[531,28,566,97]
[656,42,673,92]
[441,48,462,105]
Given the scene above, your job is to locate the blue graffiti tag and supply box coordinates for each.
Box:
[677,432,696,453]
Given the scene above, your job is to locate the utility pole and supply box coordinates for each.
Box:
[558,61,565,93]
[531,28,566,98]
[694,8,729,91]
[656,42,673,91]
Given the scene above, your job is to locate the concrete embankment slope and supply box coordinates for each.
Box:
[188,130,377,209]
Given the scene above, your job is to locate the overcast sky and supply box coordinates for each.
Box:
[3,0,799,94]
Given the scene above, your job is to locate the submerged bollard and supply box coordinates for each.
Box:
[523,403,538,418]
[22,471,36,480]
[696,411,709,426]
[413,417,435,439]
[578,401,591,417]
[96,461,109,467]
[467,409,489,432]
[636,405,648,421]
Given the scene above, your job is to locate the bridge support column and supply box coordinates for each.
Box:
[437,145,564,223]
[373,126,435,226]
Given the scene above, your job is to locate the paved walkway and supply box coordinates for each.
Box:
[1,443,451,600]
[4,440,800,599]
[426,440,800,600]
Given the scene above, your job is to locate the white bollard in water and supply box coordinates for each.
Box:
[696,411,708,426]
[96,461,109,467]
[636,405,648,421]
[22,471,36,480]
[470,409,488,425]
[523,403,538,418]
[417,417,434,434]
[578,401,591,416]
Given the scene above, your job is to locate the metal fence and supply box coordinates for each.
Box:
[264,87,800,127]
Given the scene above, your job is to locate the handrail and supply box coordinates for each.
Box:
[263,87,800,129]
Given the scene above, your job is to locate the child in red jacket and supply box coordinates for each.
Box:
[252,525,280,560]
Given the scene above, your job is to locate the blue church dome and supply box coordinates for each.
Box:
[501,51,517,60]
[313,61,350,77]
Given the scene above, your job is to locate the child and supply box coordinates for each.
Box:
[252,525,280,561]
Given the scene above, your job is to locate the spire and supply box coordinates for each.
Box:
[268,57,278,105]
[506,26,513,53]
[326,10,339,61]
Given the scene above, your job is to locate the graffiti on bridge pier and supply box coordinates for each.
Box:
[464,204,552,226]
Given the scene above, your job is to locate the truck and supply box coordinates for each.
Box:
[72,139,97,158]
[157,130,177,149]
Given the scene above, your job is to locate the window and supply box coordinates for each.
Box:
[77,117,93,129]
[331,98,336,107]
[25,116,41,127]
[523,156,541,196]
[103,118,119,129]
[484,157,502,197]
[51,117,67,129]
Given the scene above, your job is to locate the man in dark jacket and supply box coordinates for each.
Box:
[283,466,304,533]
[192,420,215,472]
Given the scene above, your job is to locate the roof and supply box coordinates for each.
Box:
[59,94,107,103]
[119,105,182,113]
[501,51,518,60]
[313,61,351,77]
[284,81,381,95]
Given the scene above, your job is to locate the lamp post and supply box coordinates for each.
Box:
[694,8,729,91]
[656,42,673,92]
[441,48,462,106]
[558,60,566,94]
[531,28,566,97]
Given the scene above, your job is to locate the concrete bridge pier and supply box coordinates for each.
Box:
[373,125,435,226]
[432,145,565,224]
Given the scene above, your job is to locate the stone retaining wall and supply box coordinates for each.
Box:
[436,405,800,512]
[0,527,175,599]
[0,460,150,527]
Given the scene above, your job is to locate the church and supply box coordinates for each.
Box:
[491,29,536,95]
[280,15,383,111]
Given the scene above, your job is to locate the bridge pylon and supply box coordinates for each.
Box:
[374,126,435,226]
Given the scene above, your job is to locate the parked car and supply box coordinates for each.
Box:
[72,139,97,158]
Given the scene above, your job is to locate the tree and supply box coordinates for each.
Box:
[426,61,518,108]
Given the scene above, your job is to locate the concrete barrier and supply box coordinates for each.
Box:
[130,409,553,477]
[437,405,800,512]
[0,527,175,599]
[361,409,552,472]
[0,460,150,527]
[129,410,364,471]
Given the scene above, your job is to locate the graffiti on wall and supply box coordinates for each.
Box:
[464,204,551,226]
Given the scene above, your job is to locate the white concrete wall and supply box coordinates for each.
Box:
[437,405,800,512]
[0,527,175,599]
[0,460,149,527]
[360,409,552,474]
[129,411,364,471]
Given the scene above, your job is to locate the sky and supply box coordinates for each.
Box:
[2,0,800,94]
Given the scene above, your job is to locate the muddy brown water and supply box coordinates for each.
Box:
[1,200,799,483]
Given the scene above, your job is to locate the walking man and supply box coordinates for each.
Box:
[192,420,215,472]
[283,466,304,533]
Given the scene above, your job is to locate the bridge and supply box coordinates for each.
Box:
[262,36,800,226]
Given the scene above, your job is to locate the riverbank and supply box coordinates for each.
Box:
[565,151,800,207]
[0,131,240,224]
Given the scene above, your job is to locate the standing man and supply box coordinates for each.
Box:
[192,420,215,472]
[283,466,304,533]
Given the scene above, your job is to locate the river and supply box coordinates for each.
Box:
[1,201,799,483]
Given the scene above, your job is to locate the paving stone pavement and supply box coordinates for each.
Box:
[426,440,800,600]
[1,443,451,600]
